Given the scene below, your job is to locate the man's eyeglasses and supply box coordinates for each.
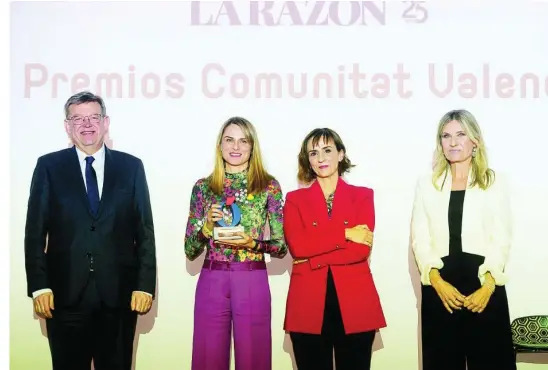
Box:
[67,114,104,125]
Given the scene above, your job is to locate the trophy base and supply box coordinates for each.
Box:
[214,226,244,240]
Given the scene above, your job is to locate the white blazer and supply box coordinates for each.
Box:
[411,169,512,287]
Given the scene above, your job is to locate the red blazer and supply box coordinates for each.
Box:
[283,178,386,335]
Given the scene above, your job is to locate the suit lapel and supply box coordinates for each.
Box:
[96,146,116,219]
[434,170,452,241]
[461,169,480,240]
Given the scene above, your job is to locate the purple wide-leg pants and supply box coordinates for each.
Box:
[191,261,272,370]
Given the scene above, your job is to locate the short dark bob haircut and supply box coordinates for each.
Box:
[297,128,355,184]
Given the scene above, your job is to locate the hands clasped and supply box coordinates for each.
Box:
[463,286,493,313]
[431,278,466,314]
[431,271,494,314]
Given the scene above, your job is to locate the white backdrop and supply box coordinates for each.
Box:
[10,1,548,369]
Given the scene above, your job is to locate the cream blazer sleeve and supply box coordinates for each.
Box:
[410,176,444,285]
[478,173,512,286]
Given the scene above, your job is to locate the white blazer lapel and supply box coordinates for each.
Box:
[430,171,452,244]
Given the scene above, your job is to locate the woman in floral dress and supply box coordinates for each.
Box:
[184,116,288,370]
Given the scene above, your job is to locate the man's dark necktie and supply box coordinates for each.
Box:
[85,156,100,216]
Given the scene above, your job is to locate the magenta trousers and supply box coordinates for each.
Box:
[191,260,272,370]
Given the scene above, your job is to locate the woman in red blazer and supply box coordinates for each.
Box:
[283,128,386,370]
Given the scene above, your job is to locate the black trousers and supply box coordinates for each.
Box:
[290,268,376,370]
[421,254,516,370]
[45,273,138,370]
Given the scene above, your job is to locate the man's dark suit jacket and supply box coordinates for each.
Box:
[24,145,157,308]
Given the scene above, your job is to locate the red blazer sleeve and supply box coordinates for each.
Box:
[283,191,347,258]
[308,187,375,268]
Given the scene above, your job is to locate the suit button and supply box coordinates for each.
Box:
[90,226,96,231]
[336,245,339,249]
[344,220,348,225]
[312,221,317,227]
[317,264,321,268]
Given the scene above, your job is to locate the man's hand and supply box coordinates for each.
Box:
[34,292,54,319]
[131,291,153,314]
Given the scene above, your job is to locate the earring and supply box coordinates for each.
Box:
[472,148,477,157]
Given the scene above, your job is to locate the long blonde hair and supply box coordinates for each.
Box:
[208,117,273,195]
[432,109,495,190]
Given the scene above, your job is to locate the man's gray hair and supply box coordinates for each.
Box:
[64,91,107,118]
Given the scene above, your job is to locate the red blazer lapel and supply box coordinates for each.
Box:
[306,180,329,225]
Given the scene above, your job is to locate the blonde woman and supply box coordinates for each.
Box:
[184,117,287,370]
[411,110,516,370]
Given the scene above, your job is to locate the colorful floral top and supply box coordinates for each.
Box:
[326,192,335,217]
[184,170,288,262]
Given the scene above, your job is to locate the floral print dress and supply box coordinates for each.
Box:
[184,170,288,262]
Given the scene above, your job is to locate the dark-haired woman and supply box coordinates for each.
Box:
[283,128,386,370]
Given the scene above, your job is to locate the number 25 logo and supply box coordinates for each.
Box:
[402,1,428,23]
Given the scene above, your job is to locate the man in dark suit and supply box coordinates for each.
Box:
[24,91,157,370]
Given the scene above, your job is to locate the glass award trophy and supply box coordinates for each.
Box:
[213,196,244,240]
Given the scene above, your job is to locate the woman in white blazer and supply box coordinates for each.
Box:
[411,109,515,370]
